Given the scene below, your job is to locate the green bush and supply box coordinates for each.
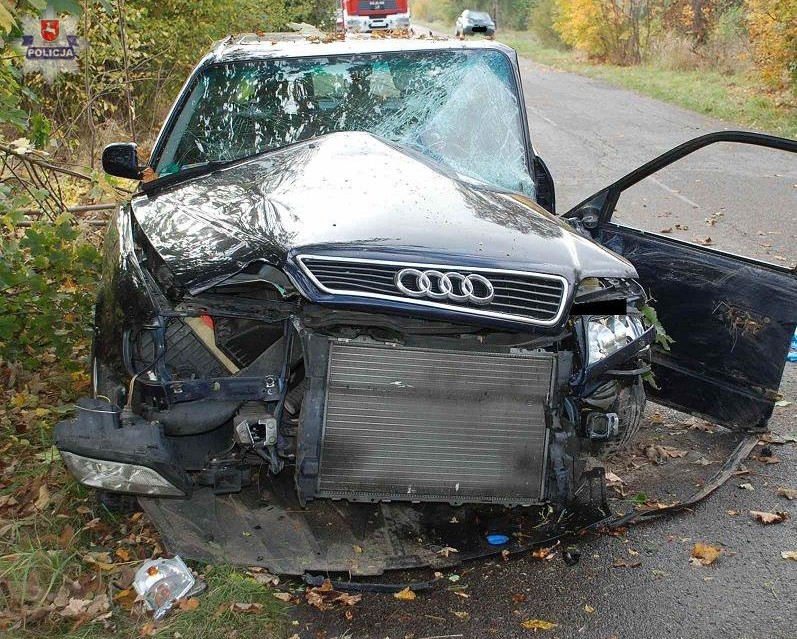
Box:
[0,210,101,369]
[529,0,565,48]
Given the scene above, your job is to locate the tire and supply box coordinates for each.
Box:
[97,489,141,515]
[600,378,646,458]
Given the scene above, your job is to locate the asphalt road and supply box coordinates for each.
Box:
[293,41,797,639]
[518,57,796,268]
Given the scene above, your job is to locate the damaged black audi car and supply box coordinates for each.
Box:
[54,34,797,576]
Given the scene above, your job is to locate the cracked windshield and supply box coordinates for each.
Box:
[155,49,534,194]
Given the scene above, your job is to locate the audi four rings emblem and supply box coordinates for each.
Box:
[394,269,495,306]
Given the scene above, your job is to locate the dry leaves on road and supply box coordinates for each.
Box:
[393,587,416,601]
[521,618,558,630]
[781,551,797,561]
[750,510,788,524]
[690,543,721,566]
[612,558,641,568]
[775,487,797,500]
[531,542,559,561]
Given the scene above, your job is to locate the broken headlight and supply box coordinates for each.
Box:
[60,451,185,496]
[586,315,644,363]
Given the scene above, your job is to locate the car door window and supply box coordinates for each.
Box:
[611,143,796,268]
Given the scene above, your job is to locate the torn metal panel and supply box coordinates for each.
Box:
[139,473,600,576]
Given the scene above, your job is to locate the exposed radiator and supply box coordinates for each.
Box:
[317,341,554,505]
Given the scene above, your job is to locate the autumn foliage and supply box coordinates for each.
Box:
[745,0,797,90]
[520,0,796,92]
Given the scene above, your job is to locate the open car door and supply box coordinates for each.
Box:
[566,131,797,431]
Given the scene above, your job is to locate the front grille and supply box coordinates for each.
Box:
[297,256,568,326]
[317,341,554,505]
[357,0,397,11]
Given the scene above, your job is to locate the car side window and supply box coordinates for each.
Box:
[611,143,796,268]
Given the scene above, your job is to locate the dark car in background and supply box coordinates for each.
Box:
[456,10,496,36]
[54,33,797,576]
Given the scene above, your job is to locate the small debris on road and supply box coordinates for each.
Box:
[690,543,721,566]
[750,511,788,525]
[521,618,558,630]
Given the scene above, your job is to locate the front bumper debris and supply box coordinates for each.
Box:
[54,399,191,497]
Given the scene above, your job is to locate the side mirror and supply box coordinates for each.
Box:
[102,143,142,180]
[533,156,556,214]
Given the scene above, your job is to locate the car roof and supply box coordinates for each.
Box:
[201,32,517,66]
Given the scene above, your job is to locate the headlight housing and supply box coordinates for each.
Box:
[61,451,185,496]
[586,315,644,364]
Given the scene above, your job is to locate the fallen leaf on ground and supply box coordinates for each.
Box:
[750,510,787,525]
[453,610,470,619]
[521,619,557,630]
[776,487,797,500]
[178,597,199,611]
[694,236,713,245]
[726,510,740,516]
[352,544,363,554]
[316,579,333,592]
[115,547,131,561]
[58,598,91,619]
[513,593,527,604]
[230,602,263,614]
[305,590,331,610]
[585,604,596,613]
[532,543,558,561]
[140,621,158,636]
[612,559,641,568]
[394,587,416,601]
[34,485,51,510]
[752,454,781,465]
[113,588,138,610]
[604,471,623,486]
[691,543,720,566]
[273,592,292,602]
[781,551,797,561]
[739,483,755,491]
[774,399,792,407]
[334,593,361,606]
[437,546,459,557]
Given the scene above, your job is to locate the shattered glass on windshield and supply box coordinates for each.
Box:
[155,49,534,195]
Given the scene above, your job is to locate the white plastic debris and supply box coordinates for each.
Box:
[133,556,195,620]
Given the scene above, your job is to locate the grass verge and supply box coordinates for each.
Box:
[0,220,287,637]
[416,21,796,139]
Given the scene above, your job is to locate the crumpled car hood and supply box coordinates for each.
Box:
[132,132,636,294]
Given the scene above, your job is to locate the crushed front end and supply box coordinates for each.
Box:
[54,135,656,575]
